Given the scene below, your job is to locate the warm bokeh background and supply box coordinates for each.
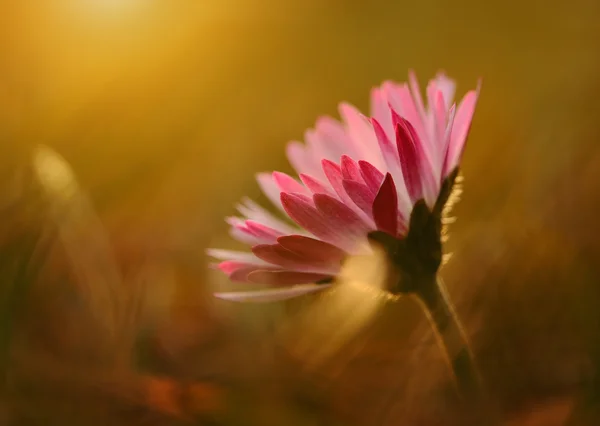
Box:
[2,0,600,425]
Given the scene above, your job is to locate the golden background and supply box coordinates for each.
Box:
[1,0,600,425]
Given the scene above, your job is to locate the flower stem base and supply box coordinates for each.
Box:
[415,276,482,400]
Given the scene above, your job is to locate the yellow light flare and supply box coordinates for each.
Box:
[281,244,401,373]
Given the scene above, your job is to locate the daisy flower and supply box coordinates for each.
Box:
[209,71,480,302]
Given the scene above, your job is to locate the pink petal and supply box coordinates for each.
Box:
[434,72,457,110]
[438,104,456,192]
[277,235,346,263]
[286,192,313,204]
[339,103,384,170]
[372,173,399,237]
[321,158,373,228]
[281,192,336,243]
[248,270,331,285]
[371,118,400,166]
[286,141,318,176]
[340,155,363,182]
[308,117,354,165]
[245,220,284,243]
[322,159,346,200]
[395,116,423,203]
[370,87,394,139]
[230,267,262,282]
[408,70,428,132]
[443,104,457,155]
[256,173,283,210]
[383,81,426,139]
[315,116,349,141]
[252,244,340,274]
[229,266,257,283]
[253,244,304,265]
[229,225,264,245]
[342,179,376,218]
[372,117,411,214]
[431,88,448,147]
[226,217,279,245]
[273,171,309,196]
[313,193,371,238]
[359,161,384,193]
[217,261,279,282]
[370,116,412,212]
[237,197,296,234]
[214,283,330,302]
[443,84,480,176]
[299,173,336,197]
[392,109,437,205]
[218,260,250,275]
[226,216,244,226]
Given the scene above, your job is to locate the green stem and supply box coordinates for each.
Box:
[415,276,488,410]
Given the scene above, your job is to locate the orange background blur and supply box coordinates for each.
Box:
[1,1,600,425]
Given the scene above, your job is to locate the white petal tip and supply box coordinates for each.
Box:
[213,284,330,303]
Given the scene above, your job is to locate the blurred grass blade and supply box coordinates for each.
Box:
[0,228,54,382]
[31,145,126,348]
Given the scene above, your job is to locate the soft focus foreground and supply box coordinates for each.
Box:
[1,1,600,425]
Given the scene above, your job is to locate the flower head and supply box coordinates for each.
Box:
[209,71,480,301]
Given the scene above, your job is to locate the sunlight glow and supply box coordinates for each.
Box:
[281,246,400,371]
[81,0,147,14]
[62,0,156,27]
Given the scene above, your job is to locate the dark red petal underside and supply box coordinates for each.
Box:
[280,192,333,241]
[277,235,346,263]
[342,179,376,216]
[340,155,363,182]
[313,193,369,237]
[372,173,399,237]
[358,160,385,193]
[393,112,423,202]
[251,243,338,272]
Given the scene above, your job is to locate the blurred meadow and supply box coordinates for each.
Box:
[1,0,600,425]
